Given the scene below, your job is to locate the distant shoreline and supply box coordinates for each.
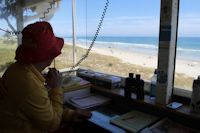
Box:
[66,42,200,78]
[64,36,200,62]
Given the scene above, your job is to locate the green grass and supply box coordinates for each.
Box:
[0,43,194,90]
[0,43,17,75]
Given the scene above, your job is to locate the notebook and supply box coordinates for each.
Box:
[110,110,160,133]
[141,118,199,133]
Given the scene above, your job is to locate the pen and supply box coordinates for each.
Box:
[122,115,135,121]
[53,59,55,68]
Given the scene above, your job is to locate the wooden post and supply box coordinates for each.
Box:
[16,0,24,45]
[72,0,77,67]
[156,0,179,105]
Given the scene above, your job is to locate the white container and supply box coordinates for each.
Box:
[190,76,200,113]
[150,69,157,99]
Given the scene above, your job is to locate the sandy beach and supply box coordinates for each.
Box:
[53,43,198,90]
[0,40,195,90]
[76,44,200,78]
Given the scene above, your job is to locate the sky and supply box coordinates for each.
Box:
[49,0,200,37]
[1,0,200,37]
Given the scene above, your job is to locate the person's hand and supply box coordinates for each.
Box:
[72,109,92,122]
[45,68,62,89]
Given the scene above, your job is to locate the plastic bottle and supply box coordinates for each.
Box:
[190,76,200,113]
[150,69,157,99]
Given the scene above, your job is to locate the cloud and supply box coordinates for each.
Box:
[96,16,160,36]
[178,14,200,37]
[49,14,200,37]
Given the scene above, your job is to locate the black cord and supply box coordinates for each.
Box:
[0,28,21,35]
[39,0,57,21]
[0,0,57,35]
[68,0,109,73]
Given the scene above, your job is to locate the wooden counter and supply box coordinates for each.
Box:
[91,86,200,131]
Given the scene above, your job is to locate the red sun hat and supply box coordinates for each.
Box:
[15,21,64,64]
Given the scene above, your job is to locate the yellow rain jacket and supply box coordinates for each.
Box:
[0,62,73,133]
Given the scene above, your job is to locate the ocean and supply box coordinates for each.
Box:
[64,36,200,62]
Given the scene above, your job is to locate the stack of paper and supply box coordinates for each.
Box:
[68,94,111,109]
[89,111,125,133]
[62,76,91,92]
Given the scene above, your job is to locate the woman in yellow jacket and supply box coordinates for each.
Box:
[0,21,90,133]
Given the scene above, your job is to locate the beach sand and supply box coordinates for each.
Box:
[0,40,197,91]
[55,43,198,90]
[76,44,200,78]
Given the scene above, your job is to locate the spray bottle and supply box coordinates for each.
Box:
[150,69,157,99]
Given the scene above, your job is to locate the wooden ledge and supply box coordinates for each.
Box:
[91,86,200,130]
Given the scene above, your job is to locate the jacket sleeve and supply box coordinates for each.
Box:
[62,108,75,122]
[20,86,63,132]
[0,78,6,101]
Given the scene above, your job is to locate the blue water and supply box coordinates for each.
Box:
[64,36,200,62]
